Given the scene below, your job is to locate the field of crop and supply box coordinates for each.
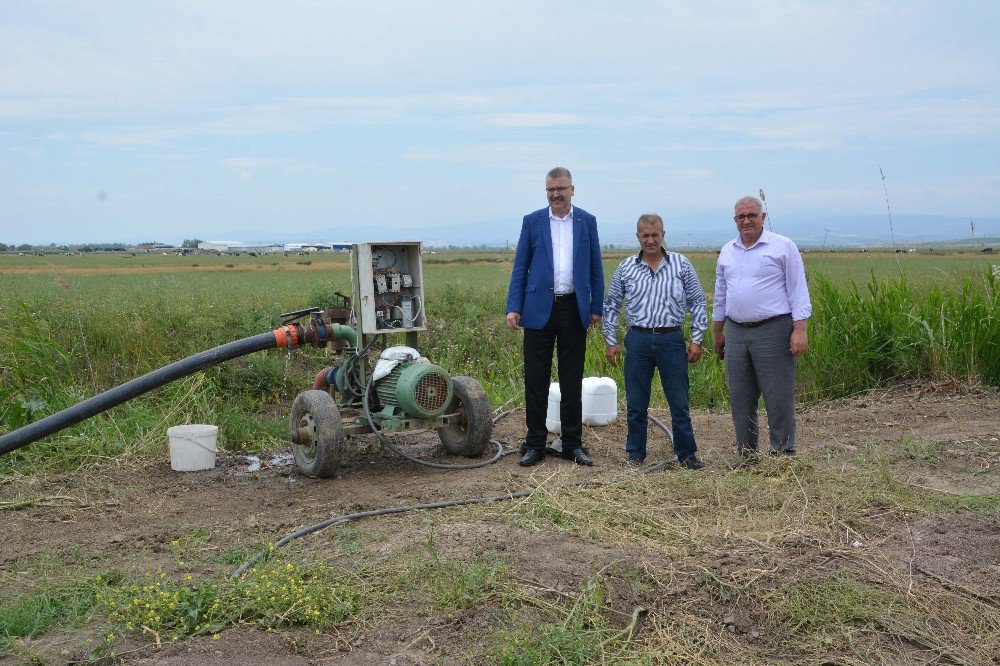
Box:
[1,250,995,470]
[1,249,997,664]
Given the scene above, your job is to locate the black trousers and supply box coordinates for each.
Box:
[523,298,587,451]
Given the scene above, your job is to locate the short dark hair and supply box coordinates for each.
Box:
[636,214,664,232]
[546,167,572,183]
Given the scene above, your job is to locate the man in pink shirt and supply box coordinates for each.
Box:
[712,196,812,459]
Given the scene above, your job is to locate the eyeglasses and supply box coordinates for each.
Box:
[734,213,761,222]
[546,186,572,193]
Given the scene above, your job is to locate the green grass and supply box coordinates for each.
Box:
[99,560,371,642]
[0,574,114,652]
[490,576,638,665]
[416,533,507,611]
[0,251,997,476]
[802,269,1000,397]
[764,574,997,662]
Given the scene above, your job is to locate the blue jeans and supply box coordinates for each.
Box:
[624,328,697,461]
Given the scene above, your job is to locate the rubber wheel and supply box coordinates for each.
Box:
[290,390,345,478]
[437,376,492,457]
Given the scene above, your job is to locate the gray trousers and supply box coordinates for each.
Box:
[724,315,797,453]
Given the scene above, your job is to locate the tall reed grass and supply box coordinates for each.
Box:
[802,268,998,397]
[1,261,996,474]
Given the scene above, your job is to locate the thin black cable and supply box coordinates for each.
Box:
[340,334,384,399]
[362,374,506,470]
[231,490,533,579]
[231,415,676,579]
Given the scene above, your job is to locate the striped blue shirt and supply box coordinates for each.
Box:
[602,250,708,345]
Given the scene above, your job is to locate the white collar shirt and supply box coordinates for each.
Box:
[550,206,575,294]
[712,229,812,323]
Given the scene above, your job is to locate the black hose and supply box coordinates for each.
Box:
[230,489,533,579]
[339,334,383,399]
[231,414,676,579]
[0,332,278,456]
[362,374,506,470]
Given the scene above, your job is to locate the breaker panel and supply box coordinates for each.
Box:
[352,242,427,334]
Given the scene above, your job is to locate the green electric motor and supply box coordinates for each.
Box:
[375,361,453,418]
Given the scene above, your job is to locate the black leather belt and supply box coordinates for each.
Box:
[727,314,789,328]
[553,292,575,301]
[630,326,680,334]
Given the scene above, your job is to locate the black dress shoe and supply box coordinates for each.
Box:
[679,456,705,470]
[518,449,545,467]
[566,448,594,466]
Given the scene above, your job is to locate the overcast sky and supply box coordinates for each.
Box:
[1,1,998,245]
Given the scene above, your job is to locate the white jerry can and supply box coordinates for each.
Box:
[545,382,562,434]
[582,376,618,426]
[545,377,618,434]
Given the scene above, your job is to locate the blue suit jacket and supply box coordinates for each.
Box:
[505,206,604,329]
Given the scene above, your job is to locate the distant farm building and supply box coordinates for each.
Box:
[283,242,352,252]
[198,241,282,253]
[198,241,351,253]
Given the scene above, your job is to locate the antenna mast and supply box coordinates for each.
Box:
[879,166,897,249]
[759,188,772,231]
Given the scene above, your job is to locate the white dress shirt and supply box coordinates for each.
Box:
[550,206,574,294]
[713,229,812,323]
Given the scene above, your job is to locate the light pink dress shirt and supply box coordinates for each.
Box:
[713,229,812,323]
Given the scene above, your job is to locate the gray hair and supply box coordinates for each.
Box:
[547,167,573,183]
[734,196,763,212]
[636,214,664,232]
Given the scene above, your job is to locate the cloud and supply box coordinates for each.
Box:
[2,2,998,243]
[221,157,296,169]
[475,113,590,129]
[9,146,43,158]
[405,142,562,166]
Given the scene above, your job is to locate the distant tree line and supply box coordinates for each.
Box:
[1,242,133,253]
[2,241,206,253]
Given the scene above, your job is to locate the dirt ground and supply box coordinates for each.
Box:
[2,381,997,665]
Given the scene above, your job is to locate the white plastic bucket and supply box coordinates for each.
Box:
[167,424,218,471]
[582,376,617,426]
[545,377,619,433]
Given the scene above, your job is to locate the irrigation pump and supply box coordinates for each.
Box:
[0,241,496,478]
[289,242,494,477]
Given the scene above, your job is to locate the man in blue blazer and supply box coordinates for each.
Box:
[506,167,604,466]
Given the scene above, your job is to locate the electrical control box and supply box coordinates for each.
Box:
[352,242,427,334]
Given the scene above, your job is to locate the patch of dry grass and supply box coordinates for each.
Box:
[486,446,999,664]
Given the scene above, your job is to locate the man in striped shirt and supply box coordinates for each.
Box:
[603,214,709,469]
